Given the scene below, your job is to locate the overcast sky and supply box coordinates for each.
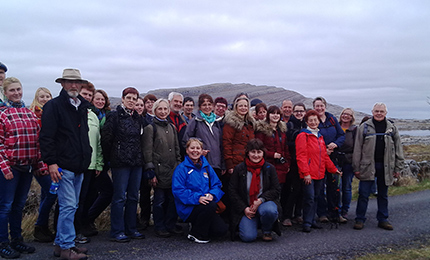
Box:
[1,0,429,119]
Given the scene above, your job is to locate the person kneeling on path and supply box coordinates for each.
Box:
[229,139,282,242]
[172,138,228,243]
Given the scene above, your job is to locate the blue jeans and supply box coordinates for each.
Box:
[355,163,389,223]
[302,179,323,228]
[55,169,83,250]
[35,174,57,227]
[0,168,33,243]
[341,163,354,216]
[110,166,142,237]
[238,201,278,242]
[153,188,177,232]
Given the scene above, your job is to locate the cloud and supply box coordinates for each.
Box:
[1,0,429,119]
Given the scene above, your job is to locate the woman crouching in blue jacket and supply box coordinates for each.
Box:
[172,138,228,243]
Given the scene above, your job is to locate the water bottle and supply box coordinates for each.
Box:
[49,168,62,194]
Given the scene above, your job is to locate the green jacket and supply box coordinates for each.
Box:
[88,109,103,171]
[352,118,404,186]
[142,118,181,189]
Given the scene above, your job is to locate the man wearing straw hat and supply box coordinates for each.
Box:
[40,68,92,260]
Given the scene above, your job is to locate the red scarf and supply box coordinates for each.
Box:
[246,157,265,205]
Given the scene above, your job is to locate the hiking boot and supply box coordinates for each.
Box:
[60,247,88,260]
[339,215,348,224]
[378,221,394,230]
[34,225,54,242]
[154,230,171,238]
[0,242,20,259]
[282,219,292,227]
[353,221,364,230]
[81,223,98,237]
[319,216,329,223]
[311,223,323,229]
[292,216,303,225]
[10,238,35,254]
[302,226,311,233]
[168,226,183,235]
[138,220,149,231]
[262,233,273,242]
[110,234,130,243]
[74,234,90,244]
[54,245,88,257]
[128,231,146,239]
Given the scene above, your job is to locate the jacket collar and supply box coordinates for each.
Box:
[301,128,322,138]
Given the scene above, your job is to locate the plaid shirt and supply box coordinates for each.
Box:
[0,107,47,178]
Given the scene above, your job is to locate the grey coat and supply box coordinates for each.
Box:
[182,113,224,170]
[143,118,181,189]
[352,118,404,186]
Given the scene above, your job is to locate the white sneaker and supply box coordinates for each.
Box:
[187,234,210,244]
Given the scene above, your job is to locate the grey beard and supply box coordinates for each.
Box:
[67,90,79,98]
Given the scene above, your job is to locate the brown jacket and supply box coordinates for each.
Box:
[222,112,256,171]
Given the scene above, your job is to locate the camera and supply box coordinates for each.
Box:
[278,157,286,164]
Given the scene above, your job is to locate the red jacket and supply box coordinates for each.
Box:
[255,121,290,183]
[295,129,337,180]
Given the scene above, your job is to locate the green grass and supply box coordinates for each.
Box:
[354,242,430,260]
[403,144,430,162]
[351,177,430,201]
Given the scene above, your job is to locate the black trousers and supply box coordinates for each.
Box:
[186,200,228,240]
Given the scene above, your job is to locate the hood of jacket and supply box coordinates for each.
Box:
[255,120,287,137]
[183,154,212,170]
[224,111,256,131]
[300,128,323,138]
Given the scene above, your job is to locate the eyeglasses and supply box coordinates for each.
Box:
[293,110,305,113]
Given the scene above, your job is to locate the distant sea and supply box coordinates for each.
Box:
[400,130,430,136]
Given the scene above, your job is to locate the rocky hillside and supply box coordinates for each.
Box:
[110,83,427,129]
[111,83,369,118]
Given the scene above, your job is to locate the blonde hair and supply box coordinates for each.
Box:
[233,97,252,119]
[186,138,203,149]
[2,77,21,92]
[152,98,170,115]
[340,108,355,125]
[29,87,52,112]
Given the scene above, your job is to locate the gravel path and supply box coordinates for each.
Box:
[19,189,430,260]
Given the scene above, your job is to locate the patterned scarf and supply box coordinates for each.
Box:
[246,157,265,205]
[93,107,106,121]
[121,103,133,115]
[199,110,216,124]
[1,99,26,108]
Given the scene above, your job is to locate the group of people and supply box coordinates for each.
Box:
[0,62,404,260]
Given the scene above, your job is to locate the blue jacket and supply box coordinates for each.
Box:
[318,112,345,148]
[172,155,224,221]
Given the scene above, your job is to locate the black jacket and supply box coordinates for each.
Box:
[228,161,281,240]
[286,115,307,160]
[40,89,92,173]
[101,105,144,168]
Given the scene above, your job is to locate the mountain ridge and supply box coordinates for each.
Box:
[109,83,429,129]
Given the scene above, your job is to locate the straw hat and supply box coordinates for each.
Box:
[55,68,88,83]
